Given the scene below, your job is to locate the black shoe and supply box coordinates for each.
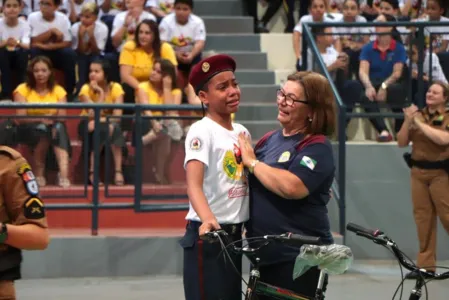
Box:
[405,270,435,280]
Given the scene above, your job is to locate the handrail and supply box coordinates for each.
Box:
[0,102,203,110]
[0,103,203,235]
[301,20,441,243]
[302,23,347,242]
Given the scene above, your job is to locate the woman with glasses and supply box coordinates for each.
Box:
[238,71,337,299]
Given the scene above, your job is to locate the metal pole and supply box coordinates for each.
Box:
[338,109,346,244]
[417,26,426,109]
[134,106,143,212]
[91,107,101,236]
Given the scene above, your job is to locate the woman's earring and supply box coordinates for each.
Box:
[308,117,313,122]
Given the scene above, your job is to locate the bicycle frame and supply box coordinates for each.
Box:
[244,256,327,300]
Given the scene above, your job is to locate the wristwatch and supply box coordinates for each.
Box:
[0,223,8,244]
[249,160,260,174]
[381,82,388,90]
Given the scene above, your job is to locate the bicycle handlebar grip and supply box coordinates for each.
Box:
[346,222,382,237]
[286,233,321,245]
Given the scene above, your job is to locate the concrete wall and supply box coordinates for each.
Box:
[331,143,449,260]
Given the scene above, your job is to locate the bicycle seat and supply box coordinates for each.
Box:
[293,244,353,279]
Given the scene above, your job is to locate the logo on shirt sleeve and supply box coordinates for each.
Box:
[300,156,317,170]
[189,137,202,151]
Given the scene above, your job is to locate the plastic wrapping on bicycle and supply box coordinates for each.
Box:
[293,244,353,279]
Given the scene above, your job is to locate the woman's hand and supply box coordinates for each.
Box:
[376,88,387,102]
[365,87,377,101]
[162,75,172,90]
[238,132,256,168]
[403,104,418,122]
[90,80,104,96]
[152,121,163,133]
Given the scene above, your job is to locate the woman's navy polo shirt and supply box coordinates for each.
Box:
[246,130,335,265]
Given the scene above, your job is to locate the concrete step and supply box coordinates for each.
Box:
[236,103,278,121]
[194,0,243,16]
[203,16,253,34]
[239,120,281,140]
[219,51,267,69]
[240,84,278,102]
[205,34,260,51]
[236,70,275,85]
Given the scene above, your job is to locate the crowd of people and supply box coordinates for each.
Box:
[0,0,205,187]
[286,0,449,142]
[0,0,448,185]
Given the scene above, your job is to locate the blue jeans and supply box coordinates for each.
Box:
[0,48,29,98]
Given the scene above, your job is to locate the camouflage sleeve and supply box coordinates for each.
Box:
[2,155,48,228]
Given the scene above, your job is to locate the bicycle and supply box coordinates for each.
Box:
[346,222,449,300]
[203,230,353,300]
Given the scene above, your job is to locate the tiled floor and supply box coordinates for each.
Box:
[17,261,449,300]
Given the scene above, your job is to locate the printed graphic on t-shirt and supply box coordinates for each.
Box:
[223,145,244,181]
[170,34,193,52]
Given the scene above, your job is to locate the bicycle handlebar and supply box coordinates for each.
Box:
[202,230,321,252]
[346,222,449,280]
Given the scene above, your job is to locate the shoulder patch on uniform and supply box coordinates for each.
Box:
[300,155,317,170]
[189,137,202,151]
[23,197,45,219]
[17,163,39,196]
[0,146,22,160]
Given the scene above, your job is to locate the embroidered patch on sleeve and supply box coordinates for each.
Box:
[17,163,39,196]
[23,197,45,219]
[189,137,202,151]
[300,156,317,170]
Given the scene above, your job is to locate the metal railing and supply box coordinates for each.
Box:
[302,20,449,243]
[0,102,202,235]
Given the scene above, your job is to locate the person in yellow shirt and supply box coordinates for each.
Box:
[78,59,126,186]
[136,58,182,184]
[13,56,71,188]
[119,19,177,129]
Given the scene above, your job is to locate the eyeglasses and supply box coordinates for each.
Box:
[276,89,308,106]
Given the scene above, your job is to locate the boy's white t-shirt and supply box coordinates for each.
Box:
[28,11,72,42]
[111,10,156,51]
[415,16,449,51]
[60,0,96,18]
[0,18,31,45]
[184,117,250,224]
[334,15,372,43]
[71,20,109,52]
[145,0,175,14]
[159,13,206,53]
[293,14,338,34]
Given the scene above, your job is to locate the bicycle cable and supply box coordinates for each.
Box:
[386,244,405,300]
[214,233,249,298]
[217,236,269,261]
[391,247,429,300]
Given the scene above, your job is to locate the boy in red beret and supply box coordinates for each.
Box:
[180,54,251,300]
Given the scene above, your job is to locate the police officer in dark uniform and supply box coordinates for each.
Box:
[398,81,449,279]
[0,146,49,299]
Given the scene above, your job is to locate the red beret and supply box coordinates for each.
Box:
[189,54,236,92]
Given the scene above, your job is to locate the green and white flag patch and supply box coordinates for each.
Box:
[300,156,317,170]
